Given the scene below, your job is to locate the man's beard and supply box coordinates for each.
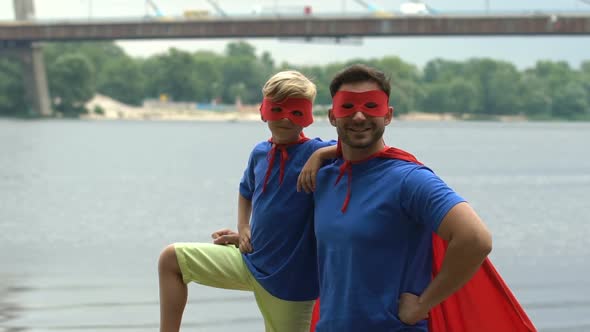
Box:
[337,124,385,150]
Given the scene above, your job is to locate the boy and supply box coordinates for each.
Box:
[158,70,335,332]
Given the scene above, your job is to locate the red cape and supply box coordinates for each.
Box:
[309,146,536,332]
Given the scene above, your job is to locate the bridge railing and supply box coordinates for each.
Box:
[1,9,590,25]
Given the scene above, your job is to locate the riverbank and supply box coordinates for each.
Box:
[82,94,527,122]
[83,94,261,122]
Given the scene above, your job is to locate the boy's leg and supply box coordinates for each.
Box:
[159,244,187,332]
[158,243,253,332]
[250,279,315,332]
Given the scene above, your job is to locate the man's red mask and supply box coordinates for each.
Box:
[260,97,314,127]
[332,90,390,118]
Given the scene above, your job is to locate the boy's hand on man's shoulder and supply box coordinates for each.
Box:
[297,155,321,193]
[297,145,337,193]
[238,224,253,253]
[211,228,239,247]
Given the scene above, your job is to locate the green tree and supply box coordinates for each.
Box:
[422,59,477,115]
[142,48,200,102]
[486,62,522,115]
[0,58,26,116]
[222,56,264,103]
[45,42,126,81]
[48,53,96,117]
[552,81,589,120]
[523,61,585,119]
[260,51,276,76]
[528,61,574,92]
[463,59,521,115]
[422,79,478,115]
[389,80,423,114]
[220,42,267,104]
[97,56,145,105]
[422,59,464,84]
[375,57,422,114]
[226,41,257,59]
[297,65,332,106]
[579,61,590,108]
[518,74,552,119]
[377,56,420,82]
[193,51,224,103]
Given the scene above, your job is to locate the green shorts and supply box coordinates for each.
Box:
[174,242,315,332]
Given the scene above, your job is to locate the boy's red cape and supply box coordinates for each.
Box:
[309,146,536,332]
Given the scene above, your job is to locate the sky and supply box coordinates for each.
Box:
[1,0,590,69]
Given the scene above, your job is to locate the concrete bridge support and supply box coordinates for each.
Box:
[12,0,52,116]
[17,42,52,116]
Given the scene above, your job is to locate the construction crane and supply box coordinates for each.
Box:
[204,0,228,17]
[353,0,393,17]
[145,0,164,17]
[353,0,380,12]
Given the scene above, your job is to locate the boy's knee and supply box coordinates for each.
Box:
[158,244,180,273]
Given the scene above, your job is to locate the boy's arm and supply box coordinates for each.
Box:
[398,202,492,325]
[297,145,339,193]
[237,193,253,253]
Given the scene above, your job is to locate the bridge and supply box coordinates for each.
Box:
[2,0,590,116]
[2,14,590,43]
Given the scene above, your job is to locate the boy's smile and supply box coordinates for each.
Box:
[268,118,303,144]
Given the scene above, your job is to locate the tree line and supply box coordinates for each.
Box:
[0,41,589,120]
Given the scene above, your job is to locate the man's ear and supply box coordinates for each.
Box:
[328,109,337,127]
[384,106,393,126]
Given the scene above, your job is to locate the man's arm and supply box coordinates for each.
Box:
[399,202,492,324]
[297,145,338,193]
[237,193,253,253]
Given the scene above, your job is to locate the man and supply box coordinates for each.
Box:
[312,64,493,331]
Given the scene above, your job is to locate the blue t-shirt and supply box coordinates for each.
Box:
[314,158,465,331]
[239,138,334,301]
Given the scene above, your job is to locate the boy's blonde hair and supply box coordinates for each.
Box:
[262,70,317,103]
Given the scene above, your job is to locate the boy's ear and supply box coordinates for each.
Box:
[328,109,337,127]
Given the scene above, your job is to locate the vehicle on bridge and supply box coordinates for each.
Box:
[400,1,435,15]
[144,0,225,21]
[354,0,436,17]
[183,10,211,20]
[251,4,313,17]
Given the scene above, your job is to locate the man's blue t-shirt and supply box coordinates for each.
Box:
[239,138,334,301]
[314,158,465,331]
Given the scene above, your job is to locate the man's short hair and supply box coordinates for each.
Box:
[262,70,317,103]
[329,64,391,98]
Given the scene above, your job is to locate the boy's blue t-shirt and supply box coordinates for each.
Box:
[239,138,334,301]
[314,158,465,331]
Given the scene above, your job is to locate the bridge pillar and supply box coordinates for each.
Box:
[18,43,52,116]
[13,0,52,116]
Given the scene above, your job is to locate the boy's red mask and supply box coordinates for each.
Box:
[260,98,314,127]
[332,90,390,118]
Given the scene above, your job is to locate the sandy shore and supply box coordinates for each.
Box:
[83,94,262,121]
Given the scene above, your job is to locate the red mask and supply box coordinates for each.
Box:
[260,97,314,127]
[332,90,390,118]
